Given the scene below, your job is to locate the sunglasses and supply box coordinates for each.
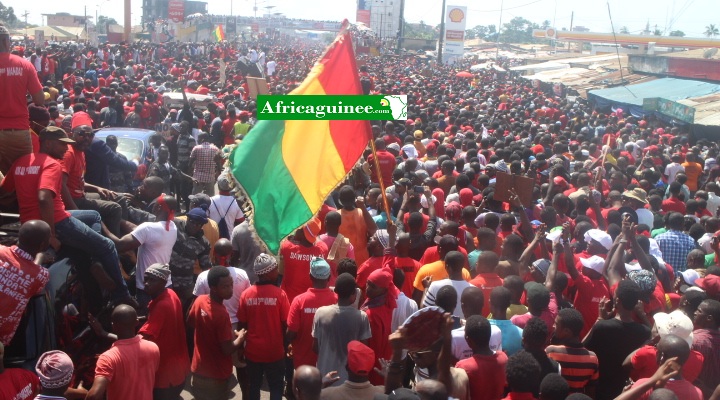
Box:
[75,131,95,138]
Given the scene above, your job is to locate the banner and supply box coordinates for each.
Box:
[226,17,236,34]
[642,97,695,124]
[357,0,371,25]
[168,0,185,23]
[35,30,44,44]
[443,5,467,64]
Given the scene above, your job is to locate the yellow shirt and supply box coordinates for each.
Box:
[413,260,471,291]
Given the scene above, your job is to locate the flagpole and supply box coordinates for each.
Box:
[368,138,394,227]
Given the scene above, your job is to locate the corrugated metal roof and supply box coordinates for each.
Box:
[588,77,720,106]
[678,94,720,126]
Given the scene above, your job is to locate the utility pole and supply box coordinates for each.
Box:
[495,0,503,60]
[437,0,446,64]
[22,11,28,45]
[396,0,405,54]
[84,6,89,42]
[124,0,130,42]
[568,11,574,52]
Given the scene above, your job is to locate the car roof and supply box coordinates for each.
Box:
[94,128,157,140]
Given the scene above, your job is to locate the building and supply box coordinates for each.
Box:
[42,13,89,28]
[141,0,207,23]
[369,0,401,39]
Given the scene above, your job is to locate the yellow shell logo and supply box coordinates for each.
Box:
[380,99,389,107]
[448,8,465,23]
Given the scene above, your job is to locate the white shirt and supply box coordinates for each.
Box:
[248,49,258,63]
[708,192,720,217]
[664,163,685,185]
[423,279,473,317]
[266,60,277,76]
[209,195,245,235]
[194,267,250,324]
[698,232,715,254]
[451,324,503,361]
[131,221,177,289]
[257,51,266,66]
[635,208,654,228]
[392,292,418,332]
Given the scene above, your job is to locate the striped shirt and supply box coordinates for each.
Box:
[546,343,599,392]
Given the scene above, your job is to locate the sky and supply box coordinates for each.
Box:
[7,0,720,38]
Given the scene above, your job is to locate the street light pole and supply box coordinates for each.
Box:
[437,0,446,63]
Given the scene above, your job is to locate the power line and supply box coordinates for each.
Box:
[467,0,543,14]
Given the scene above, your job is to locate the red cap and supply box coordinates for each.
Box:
[347,341,375,376]
[71,112,94,130]
[697,275,720,300]
[532,144,544,155]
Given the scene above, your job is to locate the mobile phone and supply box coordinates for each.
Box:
[414,186,424,194]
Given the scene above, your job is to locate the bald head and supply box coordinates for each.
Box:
[415,379,448,400]
[293,365,322,400]
[657,334,690,365]
[214,238,233,257]
[460,286,485,319]
[111,304,138,338]
[648,388,679,400]
[18,220,51,255]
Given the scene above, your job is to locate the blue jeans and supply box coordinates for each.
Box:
[246,358,284,400]
[55,210,129,300]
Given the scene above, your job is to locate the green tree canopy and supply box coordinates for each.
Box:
[0,1,18,27]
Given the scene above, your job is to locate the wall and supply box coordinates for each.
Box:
[629,54,720,82]
[628,55,669,75]
[46,16,84,27]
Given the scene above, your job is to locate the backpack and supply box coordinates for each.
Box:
[213,200,233,239]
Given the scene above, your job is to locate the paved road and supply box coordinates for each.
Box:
[180,376,273,399]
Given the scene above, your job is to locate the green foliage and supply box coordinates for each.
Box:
[705,24,719,38]
[0,1,18,27]
[96,15,118,27]
[668,30,685,37]
[500,17,540,44]
[403,21,438,40]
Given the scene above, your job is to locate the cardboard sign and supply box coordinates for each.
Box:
[156,122,173,140]
[246,77,269,99]
[494,172,534,207]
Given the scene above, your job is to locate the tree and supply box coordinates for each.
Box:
[465,24,490,40]
[0,1,17,27]
[619,26,629,34]
[96,15,118,27]
[653,28,662,36]
[705,24,719,37]
[541,20,551,29]
[501,17,537,43]
[668,30,685,37]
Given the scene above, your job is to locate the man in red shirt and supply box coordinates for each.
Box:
[0,220,51,346]
[138,264,191,400]
[469,252,503,317]
[366,138,396,188]
[188,266,247,400]
[454,315,508,400]
[662,182,687,214]
[0,342,40,400]
[238,253,291,400]
[221,108,238,145]
[0,24,45,174]
[280,224,329,303]
[286,257,337,370]
[0,126,132,304]
[61,114,123,236]
[87,305,160,400]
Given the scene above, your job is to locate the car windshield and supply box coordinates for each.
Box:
[97,137,144,162]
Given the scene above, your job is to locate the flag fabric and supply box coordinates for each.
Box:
[229,22,371,254]
[212,24,225,42]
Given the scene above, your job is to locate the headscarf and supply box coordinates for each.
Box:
[156,195,174,231]
[364,268,399,311]
[459,188,473,207]
[431,188,446,219]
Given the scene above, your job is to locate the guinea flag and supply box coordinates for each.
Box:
[212,24,225,42]
[228,20,371,254]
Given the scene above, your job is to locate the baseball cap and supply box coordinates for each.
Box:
[680,269,700,286]
[217,175,232,191]
[302,217,322,244]
[189,193,212,207]
[584,229,612,251]
[309,257,331,280]
[347,341,375,376]
[39,126,75,143]
[653,310,695,347]
[580,255,606,275]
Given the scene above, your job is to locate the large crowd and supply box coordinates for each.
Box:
[0,19,719,400]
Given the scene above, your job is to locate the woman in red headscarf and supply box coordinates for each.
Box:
[362,267,399,386]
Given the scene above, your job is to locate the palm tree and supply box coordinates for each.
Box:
[705,24,719,37]
[619,26,629,34]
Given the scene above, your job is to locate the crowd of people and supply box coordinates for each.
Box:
[0,17,719,400]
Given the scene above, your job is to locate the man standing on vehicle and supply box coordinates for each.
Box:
[0,24,46,175]
[190,132,222,196]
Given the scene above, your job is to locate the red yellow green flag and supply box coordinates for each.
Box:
[212,24,225,42]
[229,21,371,254]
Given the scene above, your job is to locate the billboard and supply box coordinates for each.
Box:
[443,5,467,64]
[168,0,185,23]
[226,17,236,34]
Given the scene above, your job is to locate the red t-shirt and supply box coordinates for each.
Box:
[469,272,504,317]
[0,245,49,346]
[0,54,43,130]
[138,289,190,388]
[632,377,703,400]
[188,295,234,380]
[280,239,329,303]
[62,146,86,199]
[286,288,337,368]
[630,345,704,382]
[0,368,39,400]
[573,273,610,338]
[95,335,160,400]
[357,256,385,294]
[662,197,686,215]
[455,352,508,400]
[419,245,469,267]
[395,256,422,298]
[366,149,396,187]
[1,153,70,223]
[237,283,290,363]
